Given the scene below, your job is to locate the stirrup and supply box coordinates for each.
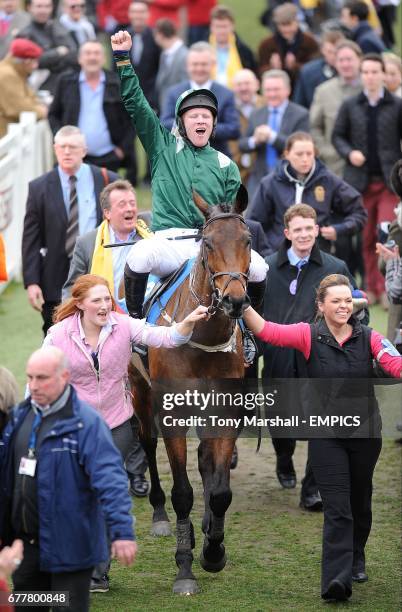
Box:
[242,328,257,365]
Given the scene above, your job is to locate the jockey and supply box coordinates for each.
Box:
[110,30,268,320]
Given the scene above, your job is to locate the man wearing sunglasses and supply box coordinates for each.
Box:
[262,203,357,510]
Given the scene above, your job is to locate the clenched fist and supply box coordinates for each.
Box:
[111,30,133,52]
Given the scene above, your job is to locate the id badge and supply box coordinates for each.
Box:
[18,456,37,477]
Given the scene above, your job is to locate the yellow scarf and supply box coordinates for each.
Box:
[90,219,153,296]
[209,32,243,89]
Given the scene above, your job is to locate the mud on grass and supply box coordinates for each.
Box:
[91,438,401,612]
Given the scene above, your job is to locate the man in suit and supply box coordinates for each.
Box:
[239,68,309,198]
[22,125,118,336]
[48,40,136,183]
[154,18,188,111]
[127,0,160,111]
[0,0,30,59]
[160,40,240,158]
[63,179,151,498]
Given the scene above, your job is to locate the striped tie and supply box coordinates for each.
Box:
[65,175,78,258]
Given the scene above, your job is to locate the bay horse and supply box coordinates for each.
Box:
[129,187,251,595]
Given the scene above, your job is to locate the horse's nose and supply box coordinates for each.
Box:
[221,295,248,319]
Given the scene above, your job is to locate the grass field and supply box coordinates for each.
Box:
[1,1,401,610]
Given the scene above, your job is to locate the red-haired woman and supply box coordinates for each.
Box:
[243,274,402,602]
[43,273,207,591]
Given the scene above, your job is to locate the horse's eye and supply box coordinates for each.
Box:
[204,241,212,251]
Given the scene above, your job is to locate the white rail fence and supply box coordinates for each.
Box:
[0,113,53,294]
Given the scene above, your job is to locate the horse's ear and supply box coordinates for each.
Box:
[232,184,248,214]
[193,190,210,219]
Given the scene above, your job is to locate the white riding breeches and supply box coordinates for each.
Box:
[126,228,268,282]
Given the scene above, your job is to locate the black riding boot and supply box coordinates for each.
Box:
[124,265,149,319]
[242,279,266,365]
[247,279,266,315]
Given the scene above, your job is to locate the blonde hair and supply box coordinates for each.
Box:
[0,366,19,414]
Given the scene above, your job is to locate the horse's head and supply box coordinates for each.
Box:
[193,185,251,319]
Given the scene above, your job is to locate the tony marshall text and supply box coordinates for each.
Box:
[162,415,361,428]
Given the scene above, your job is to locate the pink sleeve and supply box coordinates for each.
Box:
[370,330,402,378]
[256,321,311,360]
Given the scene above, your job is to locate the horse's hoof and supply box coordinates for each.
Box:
[151,520,172,536]
[199,550,227,573]
[173,579,200,595]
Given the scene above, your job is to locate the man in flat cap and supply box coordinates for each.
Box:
[0,37,47,137]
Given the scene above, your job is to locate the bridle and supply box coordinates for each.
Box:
[189,213,251,316]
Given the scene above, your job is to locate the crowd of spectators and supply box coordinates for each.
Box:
[0,0,402,607]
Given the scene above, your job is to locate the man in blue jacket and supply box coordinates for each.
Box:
[0,347,136,611]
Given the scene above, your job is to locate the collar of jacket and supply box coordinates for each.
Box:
[276,239,322,268]
[316,314,362,341]
[282,159,316,187]
[356,88,394,105]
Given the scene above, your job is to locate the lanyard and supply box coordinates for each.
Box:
[28,411,43,458]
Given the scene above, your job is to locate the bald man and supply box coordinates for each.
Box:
[229,69,265,183]
[0,347,136,609]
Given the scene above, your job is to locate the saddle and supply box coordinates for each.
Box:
[143,258,195,324]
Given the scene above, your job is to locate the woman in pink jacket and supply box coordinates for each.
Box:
[243,273,402,603]
[44,273,207,591]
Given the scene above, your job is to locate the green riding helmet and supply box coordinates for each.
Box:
[175,88,218,140]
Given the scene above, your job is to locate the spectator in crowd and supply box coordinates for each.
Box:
[341,0,386,54]
[228,68,264,184]
[160,41,240,158]
[186,0,216,45]
[0,0,30,59]
[96,0,131,34]
[17,0,77,94]
[310,39,362,176]
[261,204,358,508]
[154,18,188,111]
[383,52,402,97]
[147,0,186,28]
[247,131,367,257]
[111,30,267,327]
[59,0,96,50]
[127,1,161,110]
[0,38,47,138]
[0,365,18,434]
[293,30,344,108]
[0,539,23,611]
[258,3,319,90]
[22,125,118,336]
[44,275,207,592]
[243,274,402,602]
[376,159,402,342]
[208,4,256,88]
[127,0,161,185]
[238,69,309,198]
[332,53,402,305]
[48,40,136,182]
[0,346,137,610]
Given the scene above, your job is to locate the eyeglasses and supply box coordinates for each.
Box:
[289,260,307,295]
[70,3,85,8]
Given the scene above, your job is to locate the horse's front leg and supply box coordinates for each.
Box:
[164,436,199,595]
[198,437,236,573]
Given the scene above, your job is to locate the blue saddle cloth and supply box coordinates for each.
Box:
[145,258,195,324]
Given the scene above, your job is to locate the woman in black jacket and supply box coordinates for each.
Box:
[246,131,367,271]
[243,273,402,602]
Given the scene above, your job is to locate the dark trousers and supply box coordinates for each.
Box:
[272,438,318,497]
[309,437,382,597]
[41,301,59,336]
[13,540,92,612]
